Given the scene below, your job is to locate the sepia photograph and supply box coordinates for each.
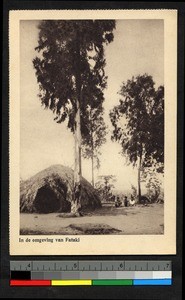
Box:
[9,10,177,255]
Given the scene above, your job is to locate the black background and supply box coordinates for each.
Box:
[1,1,184,299]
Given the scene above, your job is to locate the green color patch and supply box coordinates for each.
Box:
[92,279,133,286]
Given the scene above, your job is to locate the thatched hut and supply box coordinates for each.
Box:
[20,165,101,213]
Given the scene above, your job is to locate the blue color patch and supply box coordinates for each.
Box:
[133,279,172,285]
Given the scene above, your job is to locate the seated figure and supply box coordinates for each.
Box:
[129,195,136,206]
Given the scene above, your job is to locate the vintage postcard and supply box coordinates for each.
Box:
[9,9,177,255]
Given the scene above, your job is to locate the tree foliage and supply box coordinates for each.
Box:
[110,74,164,200]
[33,20,116,134]
[142,168,163,202]
[95,175,116,202]
[110,74,164,167]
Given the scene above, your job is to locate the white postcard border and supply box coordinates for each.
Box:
[9,9,177,255]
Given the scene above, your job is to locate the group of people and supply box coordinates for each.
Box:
[114,194,136,207]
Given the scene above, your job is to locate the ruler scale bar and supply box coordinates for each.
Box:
[10,261,172,271]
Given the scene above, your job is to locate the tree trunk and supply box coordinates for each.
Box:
[72,36,82,214]
[71,98,82,214]
[105,178,108,202]
[91,154,94,188]
[138,155,142,203]
[91,127,94,188]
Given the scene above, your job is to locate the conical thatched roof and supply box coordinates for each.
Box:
[20,165,101,213]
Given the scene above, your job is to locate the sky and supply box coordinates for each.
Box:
[20,19,164,191]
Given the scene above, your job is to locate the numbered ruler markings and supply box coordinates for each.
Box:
[10,261,172,272]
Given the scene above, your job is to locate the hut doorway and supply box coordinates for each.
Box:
[34,185,60,213]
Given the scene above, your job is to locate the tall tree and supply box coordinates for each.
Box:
[81,106,107,187]
[33,20,115,213]
[110,74,164,202]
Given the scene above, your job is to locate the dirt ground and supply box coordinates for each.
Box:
[20,203,164,235]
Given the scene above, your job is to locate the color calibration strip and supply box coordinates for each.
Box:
[10,261,172,286]
[10,279,172,286]
[10,271,172,286]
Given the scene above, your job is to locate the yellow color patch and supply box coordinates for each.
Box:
[51,280,92,286]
